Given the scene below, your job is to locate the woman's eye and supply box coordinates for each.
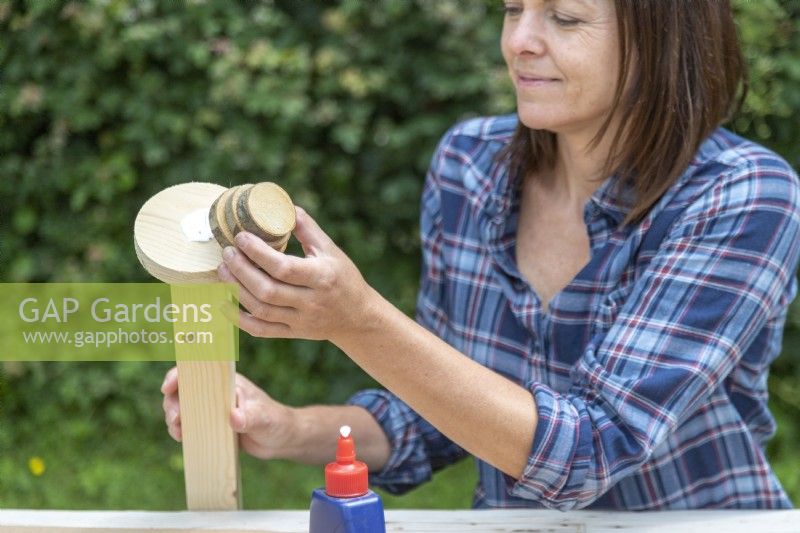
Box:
[502,4,523,17]
[552,14,580,26]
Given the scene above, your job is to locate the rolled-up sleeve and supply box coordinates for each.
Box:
[346,125,469,495]
[508,161,800,510]
[346,387,468,494]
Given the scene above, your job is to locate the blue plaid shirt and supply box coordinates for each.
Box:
[347,114,800,510]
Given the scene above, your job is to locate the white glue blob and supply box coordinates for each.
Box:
[339,425,352,438]
[180,208,214,242]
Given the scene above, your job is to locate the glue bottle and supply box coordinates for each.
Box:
[309,425,386,533]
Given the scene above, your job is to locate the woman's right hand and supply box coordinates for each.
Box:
[161,366,297,460]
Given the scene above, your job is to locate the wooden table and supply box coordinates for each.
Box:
[2,509,799,532]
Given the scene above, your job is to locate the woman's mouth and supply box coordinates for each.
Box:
[517,75,560,88]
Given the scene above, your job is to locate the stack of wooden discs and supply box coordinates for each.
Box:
[209,182,296,252]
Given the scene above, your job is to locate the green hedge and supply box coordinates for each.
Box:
[1,0,799,509]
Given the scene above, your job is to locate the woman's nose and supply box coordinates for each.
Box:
[506,13,547,56]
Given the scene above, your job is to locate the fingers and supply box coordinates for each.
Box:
[168,421,182,442]
[231,406,247,433]
[219,301,294,339]
[218,250,309,308]
[161,366,178,395]
[163,392,182,442]
[236,283,297,325]
[163,392,179,421]
[239,309,294,339]
[233,231,320,288]
[292,206,333,255]
[162,367,182,442]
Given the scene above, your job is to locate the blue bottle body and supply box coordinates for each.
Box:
[309,487,386,533]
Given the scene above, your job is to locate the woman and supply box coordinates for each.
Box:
[162,0,800,510]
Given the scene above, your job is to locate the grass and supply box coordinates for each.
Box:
[1,351,796,510]
[0,413,477,510]
[2,397,798,509]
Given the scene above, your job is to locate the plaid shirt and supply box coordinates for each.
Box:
[347,114,800,510]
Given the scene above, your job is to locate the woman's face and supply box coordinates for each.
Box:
[501,0,621,135]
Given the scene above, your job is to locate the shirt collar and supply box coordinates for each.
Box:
[487,128,724,227]
[589,132,726,225]
[588,172,635,225]
[485,163,636,227]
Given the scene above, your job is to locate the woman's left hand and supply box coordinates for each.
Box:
[217,206,377,344]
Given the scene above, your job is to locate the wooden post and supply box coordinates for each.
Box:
[173,359,241,509]
[171,284,242,510]
[134,182,242,510]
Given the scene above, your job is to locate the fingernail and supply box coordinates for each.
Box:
[223,246,235,261]
[235,232,249,246]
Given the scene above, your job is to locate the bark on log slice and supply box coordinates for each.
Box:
[134,182,226,284]
[209,187,236,248]
[225,184,254,238]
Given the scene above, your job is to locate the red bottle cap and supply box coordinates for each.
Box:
[324,425,369,498]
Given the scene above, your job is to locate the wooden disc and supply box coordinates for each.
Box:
[272,232,291,249]
[258,232,291,252]
[209,187,235,248]
[225,184,253,238]
[134,182,227,284]
[236,182,296,240]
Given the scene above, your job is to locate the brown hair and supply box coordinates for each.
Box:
[500,0,748,227]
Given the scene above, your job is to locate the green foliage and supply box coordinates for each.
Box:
[732,0,800,508]
[0,0,799,510]
[732,0,800,165]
